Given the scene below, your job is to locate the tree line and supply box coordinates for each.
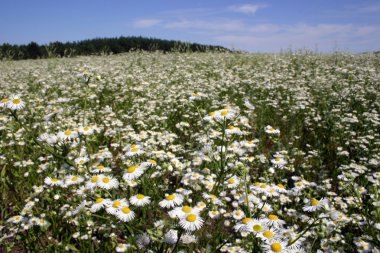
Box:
[0,36,229,60]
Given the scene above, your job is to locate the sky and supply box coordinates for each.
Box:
[1,0,380,53]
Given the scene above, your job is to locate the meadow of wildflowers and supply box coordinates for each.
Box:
[0,51,379,252]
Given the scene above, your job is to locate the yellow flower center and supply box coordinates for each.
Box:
[64,130,72,136]
[277,184,285,188]
[127,166,138,173]
[112,201,121,208]
[136,194,145,199]
[91,176,99,183]
[193,92,199,96]
[268,214,278,220]
[121,207,131,214]
[275,157,281,161]
[96,198,104,203]
[84,127,90,131]
[271,243,282,252]
[228,179,235,184]
[242,218,252,224]
[236,211,242,215]
[228,125,235,129]
[102,177,110,183]
[182,206,192,213]
[131,144,137,148]
[263,230,274,238]
[51,178,59,182]
[260,184,267,189]
[221,110,228,116]
[254,182,261,186]
[209,111,215,116]
[71,176,78,181]
[12,99,21,104]
[166,194,176,201]
[131,147,139,152]
[253,224,263,232]
[186,214,197,222]
[1,98,9,103]
[224,106,231,109]
[97,165,105,170]
[149,159,157,165]
[311,198,320,206]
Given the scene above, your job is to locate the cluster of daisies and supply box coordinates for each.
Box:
[0,95,26,110]
[1,52,379,252]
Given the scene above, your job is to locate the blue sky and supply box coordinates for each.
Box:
[1,0,379,52]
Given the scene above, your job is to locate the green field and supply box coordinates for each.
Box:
[0,52,379,252]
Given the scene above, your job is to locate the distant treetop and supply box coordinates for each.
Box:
[0,36,230,60]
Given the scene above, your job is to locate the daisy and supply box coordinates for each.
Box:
[0,97,9,108]
[90,197,111,212]
[116,205,135,222]
[234,217,253,232]
[247,219,267,234]
[169,205,199,218]
[125,144,144,157]
[262,240,288,253]
[123,165,144,181]
[78,126,94,135]
[226,125,243,135]
[58,129,78,141]
[208,210,220,219]
[65,175,84,186]
[179,212,204,231]
[44,177,63,186]
[7,95,26,110]
[106,199,128,215]
[271,156,287,167]
[264,125,280,135]
[7,215,24,224]
[302,197,328,212]
[265,214,286,228]
[257,228,280,241]
[232,209,245,220]
[225,176,240,188]
[91,164,112,173]
[85,175,102,189]
[98,175,119,189]
[116,243,130,252]
[159,193,184,208]
[130,194,151,207]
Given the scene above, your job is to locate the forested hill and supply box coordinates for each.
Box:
[0,36,230,60]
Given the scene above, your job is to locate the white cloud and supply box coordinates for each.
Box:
[215,23,380,52]
[133,19,161,28]
[230,4,266,14]
[164,20,245,32]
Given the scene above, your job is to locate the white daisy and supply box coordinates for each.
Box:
[264,214,286,228]
[98,175,119,190]
[7,95,26,110]
[302,197,328,212]
[262,240,288,253]
[116,243,130,252]
[159,193,184,208]
[65,175,84,186]
[91,164,112,173]
[179,212,204,231]
[130,194,151,207]
[169,205,199,218]
[78,126,94,135]
[106,199,128,215]
[123,165,144,181]
[58,129,78,141]
[90,197,111,212]
[264,125,280,135]
[116,205,135,222]
[44,177,63,186]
